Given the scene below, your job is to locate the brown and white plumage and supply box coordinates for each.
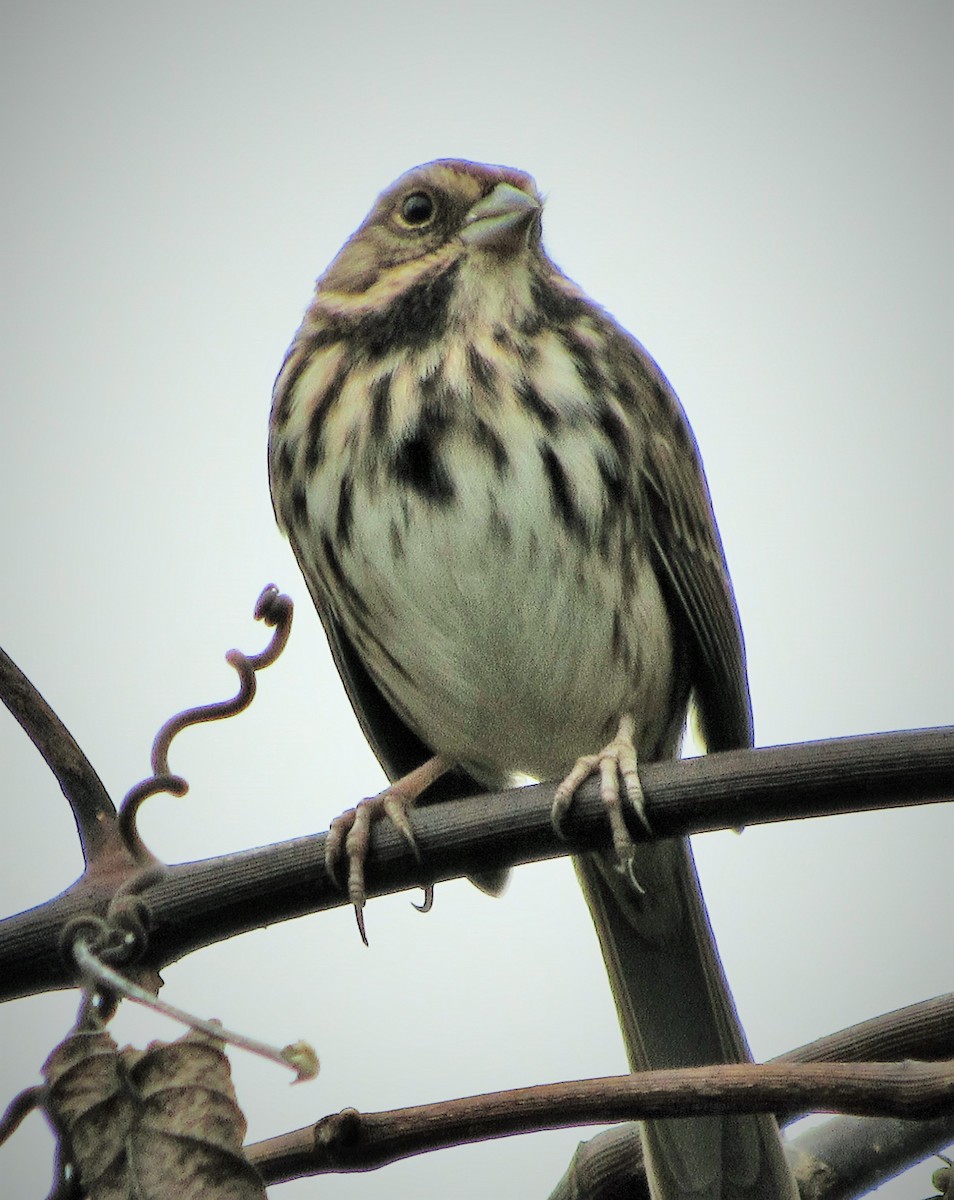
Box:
[268,160,795,1199]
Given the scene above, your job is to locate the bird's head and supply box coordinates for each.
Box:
[316,160,545,305]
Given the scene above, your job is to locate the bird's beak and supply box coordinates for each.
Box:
[461,182,541,251]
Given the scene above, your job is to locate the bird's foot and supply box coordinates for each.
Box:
[325,754,451,944]
[551,715,650,880]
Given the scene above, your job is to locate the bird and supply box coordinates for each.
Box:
[268,159,797,1199]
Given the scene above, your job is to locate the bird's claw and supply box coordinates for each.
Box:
[325,788,423,946]
[550,715,651,872]
[552,752,600,838]
[324,755,452,944]
[615,853,648,895]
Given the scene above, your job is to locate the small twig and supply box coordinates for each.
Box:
[71,936,317,1082]
[118,585,293,861]
[0,647,117,865]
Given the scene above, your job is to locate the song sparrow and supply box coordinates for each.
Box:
[268,160,795,1199]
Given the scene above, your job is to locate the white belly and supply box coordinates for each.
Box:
[332,428,676,784]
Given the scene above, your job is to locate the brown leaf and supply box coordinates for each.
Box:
[43,1026,265,1199]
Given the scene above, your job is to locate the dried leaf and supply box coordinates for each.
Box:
[43,1026,265,1199]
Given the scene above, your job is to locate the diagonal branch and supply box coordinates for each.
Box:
[783,990,954,1073]
[0,646,117,865]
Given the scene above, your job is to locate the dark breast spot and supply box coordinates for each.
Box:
[368,372,393,443]
[492,323,538,365]
[392,426,456,504]
[418,368,455,424]
[539,442,585,537]
[614,344,655,402]
[651,377,672,410]
[289,481,308,527]
[304,365,349,474]
[473,417,511,477]
[270,437,295,484]
[320,532,370,617]
[271,384,294,432]
[557,328,605,398]
[597,450,626,505]
[388,520,404,559]
[467,344,498,393]
[596,399,630,454]
[488,496,512,546]
[529,275,587,326]
[336,474,354,547]
[516,378,559,433]
[611,609,623,656]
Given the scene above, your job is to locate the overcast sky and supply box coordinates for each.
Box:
[1,3,951,1197]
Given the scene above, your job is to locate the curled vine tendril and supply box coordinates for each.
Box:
[117,585,293,862]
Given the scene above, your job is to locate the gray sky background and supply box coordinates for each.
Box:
[1,3,951,1197]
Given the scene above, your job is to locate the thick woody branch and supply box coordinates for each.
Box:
[0,726,951,1001]
[244,1058,954,1183]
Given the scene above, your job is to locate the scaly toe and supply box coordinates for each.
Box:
[614,737,651,835]
[552,716,651,872]
[323,754,452,944]
[598,746,638,864]
[551,753,600,837]
[382,790,423,862]
[325,807,358,889]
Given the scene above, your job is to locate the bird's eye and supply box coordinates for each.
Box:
[399,191,435,227]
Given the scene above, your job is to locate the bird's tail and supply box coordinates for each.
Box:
[574,840,797,1200]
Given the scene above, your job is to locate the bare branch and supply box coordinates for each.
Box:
[621,725,954,839]
[786,1112,954,1200]
[546,992,954,1200]
[784,991,954,1070]
[0,646,116,864]
[244,1059,954,1183]
[1,726,951,1002]
[248,994,954,1192]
